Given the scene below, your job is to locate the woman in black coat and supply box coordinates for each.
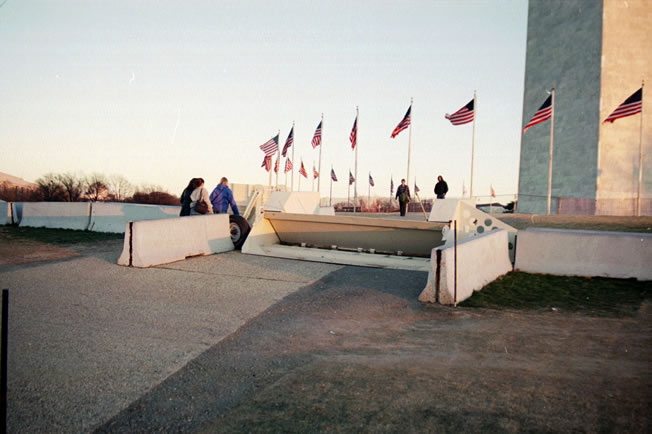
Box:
[434,175,448,199]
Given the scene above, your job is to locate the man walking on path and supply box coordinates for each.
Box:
[395,179,411,217]
[210,177,240,215]
[434,175,448,199]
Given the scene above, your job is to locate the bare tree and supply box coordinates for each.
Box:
[35,173,66,201]
[85,173,108,202]
[56,173,83,202]
[107,174,134,202]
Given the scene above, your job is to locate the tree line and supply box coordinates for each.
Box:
[0,172,179,206]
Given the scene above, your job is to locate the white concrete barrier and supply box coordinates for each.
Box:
[20,202,91,230]
[419,229,513,305]
[0,201,11,225]
[262,191,321,214]
[428,198,475,222]
[117,214,234,268]
[10,202,22,224]
[515,228,652,280]
[89,202,181,233]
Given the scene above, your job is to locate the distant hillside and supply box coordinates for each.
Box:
[0,171,38,189]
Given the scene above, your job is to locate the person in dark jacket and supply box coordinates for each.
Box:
[180,178,200,216]
[209,177,240,215]
[395,179,411,217]
[434,175,448,199]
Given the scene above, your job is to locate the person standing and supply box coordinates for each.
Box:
[210,177,240,215]
[395,179,411,217]
[190,178,213,215]
[434,175,448,199]
[179,178,199,216]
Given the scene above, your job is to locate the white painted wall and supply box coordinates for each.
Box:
[117,214,233,268]
[89,202,180,233]
[419,229,513,305]
[19,202,91,230]
[0,201,10,225]
[515,228,652,280]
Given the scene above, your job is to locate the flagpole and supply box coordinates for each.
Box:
[368,171,370,208]
[407,98,413,188]
[330,165,333,207]
[291,122,295,192]
[275,149,280,189]
[298,159,302,192]
[547,87,555,215]
[636,80,645,216]
[318,113,323,194]
[347,169,351,208]
[312,160,315,192]
[354,106,359,213]
[470,91,476,198]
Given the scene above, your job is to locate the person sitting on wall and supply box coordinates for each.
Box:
[180,178,199,216]
[434,175,448,199]
[190,178,213,215]
[209,177,240,215]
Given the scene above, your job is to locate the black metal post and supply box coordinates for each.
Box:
[1,289,8,433]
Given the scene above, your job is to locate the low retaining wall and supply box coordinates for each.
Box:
[515,228,652,280]
[90,202,180,233]
[0,201,11,225]
[117,214,234,268]
[419,229,513,305]
[19,202,91,230]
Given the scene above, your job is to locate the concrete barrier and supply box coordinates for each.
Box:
[515,228,652,280]
[20,202,91,230]
[117,214,234,268]
[419,229,513,305]
[10,202,22,224]
[428,198,475,222]
[262,191,321,214]
[89,202,180,233]
[0,201,11,225]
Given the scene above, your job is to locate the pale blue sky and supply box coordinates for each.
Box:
[0,0,528,200]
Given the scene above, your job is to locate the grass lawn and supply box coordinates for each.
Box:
[0,225,123,245]
[460,271,652,316]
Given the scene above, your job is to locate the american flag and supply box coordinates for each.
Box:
[311,120,322,148]
[391,105,411,138]
[331,168,338,182]
[523,94,552,133]
[260,134,279,156]
[313,164,319,179]
[284,158,293,173]
[490,184,496,198]
[261,155,272,172]
[445,99,474,125]
[414,183,420,194]
[274,157,279,174]
[349,171,355,185]
[368,173,374,187]
[299,161,308,178]
[350,116,358,150]
[282,126,294,157]
[390,177,394,195]
[603,88,642,123]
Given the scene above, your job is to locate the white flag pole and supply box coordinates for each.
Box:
[470,91,476,198]
[318,113,323,193]
[637,80,645,216]
[407,98,413,188]
[368,171,370,208]
[312,160,315,192]
[275,149,280,189]
[547,87,555,215]
[347,170,351,208]
[291,122,295,192]
[329,165,333,207]
[298,158,302,192]
[354,106,359,213]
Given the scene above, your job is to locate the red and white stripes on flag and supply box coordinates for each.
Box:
[368,173,374,187]
[299,161,308,178]
[261,155,272,172]
[391,105,411,138]
[330,168,338,182]
[523,94,552,133]
[350,116,358,149]
[490,184,496,198]
[603,88,643,123]
[274,157,279,174]
[284,158,293,173]
[282,126,294,157]
[260,134,279,156]
[445,99,474,125]
[311,121,322,148]
[349,171,355,185]
[313,165,319,179]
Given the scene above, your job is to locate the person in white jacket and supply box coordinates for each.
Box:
[190,178,213,215]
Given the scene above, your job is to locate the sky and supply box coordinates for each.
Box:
[0,0,528,201]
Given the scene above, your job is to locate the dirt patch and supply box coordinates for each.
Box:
[99,267,650,433]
